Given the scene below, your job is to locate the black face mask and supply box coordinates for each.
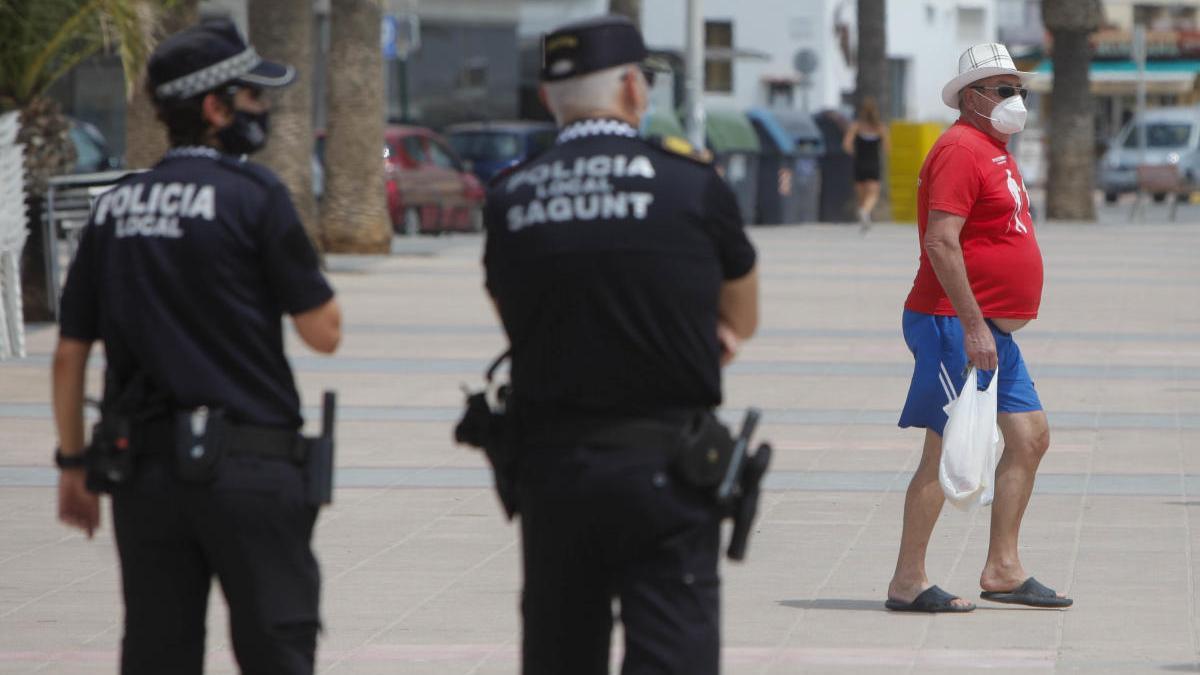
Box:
[216,108,269,155]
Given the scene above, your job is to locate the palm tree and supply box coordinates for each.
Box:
[321,0,389,253]
[0,0,157,321]
[1042,0,1101,221]
[124,0,197,169]
[609,0,641,26]
[250,1,318,249]
[855,0,887,116]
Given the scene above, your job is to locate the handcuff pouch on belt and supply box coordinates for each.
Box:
[454,349,519,519]
[173,407,229,483]
[673,412,736,489]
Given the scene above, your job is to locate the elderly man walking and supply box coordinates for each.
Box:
[885,44,1073,613]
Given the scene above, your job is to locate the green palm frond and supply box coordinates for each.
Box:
[0,0,167,110]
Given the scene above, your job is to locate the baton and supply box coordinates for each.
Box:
[716,407,761,505]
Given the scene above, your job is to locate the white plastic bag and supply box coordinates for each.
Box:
[938,367,1001,510]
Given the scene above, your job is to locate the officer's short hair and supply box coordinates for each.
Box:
[147,80,235,148]
[542,64,637,125]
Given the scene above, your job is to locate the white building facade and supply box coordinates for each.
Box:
[637,0,997,123]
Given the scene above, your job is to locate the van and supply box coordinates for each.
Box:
[1099,106,1200,203]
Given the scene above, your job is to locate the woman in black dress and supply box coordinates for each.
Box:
[842,97,890,223]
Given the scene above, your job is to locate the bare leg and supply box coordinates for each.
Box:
[861,180,882,219]
[853,182,867,220]
[980,410,1064,597]
[888,429,971,607]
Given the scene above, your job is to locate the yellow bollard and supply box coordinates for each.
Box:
[888,121,944,222]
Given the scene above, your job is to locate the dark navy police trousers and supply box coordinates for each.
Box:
[111,452,320,675]
[518,441,722,675]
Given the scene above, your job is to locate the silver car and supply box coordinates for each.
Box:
[1099,106,1200,203]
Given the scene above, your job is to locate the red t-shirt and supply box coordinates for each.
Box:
[904,121,1043,319]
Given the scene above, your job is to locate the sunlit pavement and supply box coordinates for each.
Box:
[2,217,1199,673]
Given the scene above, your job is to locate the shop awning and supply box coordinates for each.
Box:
[1029,59,1200,95]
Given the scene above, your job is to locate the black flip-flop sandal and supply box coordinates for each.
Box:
[885,585,976,613]
[980,577,1073,608]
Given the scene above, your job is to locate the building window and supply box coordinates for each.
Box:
[457,57,487,91]
[705,20,733,93]
[956,7,986,44]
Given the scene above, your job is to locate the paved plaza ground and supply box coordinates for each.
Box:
[1,213,1199,673]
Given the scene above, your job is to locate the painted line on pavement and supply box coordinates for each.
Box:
[0,645,1057,668]
[1,403,1197,430]
[4,466,1200,496]
[5,355,1200,382]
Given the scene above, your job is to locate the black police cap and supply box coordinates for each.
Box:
[541,15,670,82]
[148,17,295,100]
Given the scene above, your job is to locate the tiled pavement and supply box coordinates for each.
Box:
[1,220,1199,673]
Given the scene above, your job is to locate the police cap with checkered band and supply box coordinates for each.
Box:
[540,15,670,82]
[148,17,295,100]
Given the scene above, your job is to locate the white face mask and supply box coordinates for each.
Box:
[972,88,1027,134]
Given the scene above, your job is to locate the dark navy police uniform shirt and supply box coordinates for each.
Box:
[484,119,756,418]
[58,146,333,429]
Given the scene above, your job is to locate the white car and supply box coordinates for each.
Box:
[1099,106,1200,203]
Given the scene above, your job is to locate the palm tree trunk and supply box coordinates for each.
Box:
[1043,0,1101,221]
[249,1,319,250]
[18,98,75,322]
[609,0,641,27]
[855,0,887,116]
[124,1,198,169]
[321,0,389,253]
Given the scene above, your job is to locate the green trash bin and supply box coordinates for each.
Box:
[703,110,761,225]
[642,109,688,139]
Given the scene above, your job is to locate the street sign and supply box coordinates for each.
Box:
[382,14,420,60]
[382,15,397,60]
[793,48,818,74]
[394,15,420,58]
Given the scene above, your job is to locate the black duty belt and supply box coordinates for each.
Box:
[134,417,307,462]
[517,408,705,450]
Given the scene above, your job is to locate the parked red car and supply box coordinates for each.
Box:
[384,125,485,234]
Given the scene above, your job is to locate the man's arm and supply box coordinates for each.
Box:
[717,266,759,366]
[52,337,99,537]
[719,265,759,340]
[924,209,997,370]
[292,298,342,354]
[53,338,92,454]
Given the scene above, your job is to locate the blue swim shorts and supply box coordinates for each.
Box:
[898,309,1042,436]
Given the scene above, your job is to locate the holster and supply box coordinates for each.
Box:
[455,386,519,519]
[454,350,519,518]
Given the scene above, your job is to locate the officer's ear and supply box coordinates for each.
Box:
[201,91,234,130]
[621,66,647,118]
[537,84,552,118]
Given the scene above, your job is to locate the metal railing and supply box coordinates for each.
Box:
[43,170,143,317]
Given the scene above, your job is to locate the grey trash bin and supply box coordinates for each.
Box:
[747,108,825,224]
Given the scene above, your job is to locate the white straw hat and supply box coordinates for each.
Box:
[941,43,1032,109]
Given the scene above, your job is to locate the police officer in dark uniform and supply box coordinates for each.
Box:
[51,19,341,674]
[483,15,760,675]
